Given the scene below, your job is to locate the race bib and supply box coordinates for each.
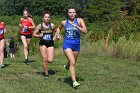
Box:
[22,27,28,32]
[0,30,4,35]
[66,30,77,38]
[42,34,52,41]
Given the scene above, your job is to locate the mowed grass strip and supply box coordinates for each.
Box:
[0,55,140,93]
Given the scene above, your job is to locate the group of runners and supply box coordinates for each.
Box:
[0,6,87,88]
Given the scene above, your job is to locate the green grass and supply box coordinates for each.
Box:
[0,54,140,93]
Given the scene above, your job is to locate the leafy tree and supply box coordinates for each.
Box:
[84,0,124,22]
[126,0,140,15]
[2,0,67,16]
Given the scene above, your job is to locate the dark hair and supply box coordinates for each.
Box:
[66,6,78,18]
[42,10,51,17]
[67,6,77,13]
[23,7,33,18]
[24,7,28,11]
[120,7,127,11]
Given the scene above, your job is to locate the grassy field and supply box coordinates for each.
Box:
[0,52,140,93]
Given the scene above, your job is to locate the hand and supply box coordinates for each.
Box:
[24,26,28,29]
[56,34,62,40]
[53,34,62,41]
[70,22,77,28]
[22,25,28,29]
[39,33,43,37]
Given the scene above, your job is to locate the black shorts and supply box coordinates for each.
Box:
[39,40,54,48]
[20,34,32,39]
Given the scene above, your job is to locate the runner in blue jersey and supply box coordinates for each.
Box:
[33,11,57,78]
[57,6,87,88]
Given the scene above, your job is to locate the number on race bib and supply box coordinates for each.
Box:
[67,30,77,38]
[22,28,28,32]
[43,34,52,40]
[0,30,4,35]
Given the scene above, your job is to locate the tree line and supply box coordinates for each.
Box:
[1,0,140,22]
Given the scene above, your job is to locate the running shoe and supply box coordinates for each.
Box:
[0,64,5,68]
[24,59,30,65]
[73,81,80,88]
[64,65,69,70]
[41,72,49,79]
[44,74,49,79]
[64,64,70,76]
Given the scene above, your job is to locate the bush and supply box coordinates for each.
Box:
[80,34,140,61]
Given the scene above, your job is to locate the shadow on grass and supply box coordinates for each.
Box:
[58,77,84,88]
[28,60,37,63]
[36,69,58,76]
[17,59,37,63]
[3,64,11,68]
[48,70,58,75]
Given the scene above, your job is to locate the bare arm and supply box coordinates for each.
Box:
[51,24,57,41]
[55,21,65,39]
[51,23,57,32]
[29,18,35,29]
[2,22,7,33]
[58,21,65,30]
[33,24,42,38]
[70,18,87,34]
[4,28,7,33]
[56,21,65,35]
[19,18,23,27]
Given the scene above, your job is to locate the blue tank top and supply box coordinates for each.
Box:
[64,18,80,40]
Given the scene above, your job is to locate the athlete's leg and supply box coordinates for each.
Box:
[26,38,31,45]
[39,45,48,75]
[21,36,28,59]
[12,53,15,58]
[64,48,76,81]
[72,51,80,88]
[65,51,79,69]
[47,47,54,63]
[10,53,13,58]
[0,39,5,65]
[73,51,79,63]
[26,38,31,57]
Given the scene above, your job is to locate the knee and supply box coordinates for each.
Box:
[69,60,76,66]
[42,57,47,62]
[24,46,28,49]
[0,49,3,54]
[47,59,54,63]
